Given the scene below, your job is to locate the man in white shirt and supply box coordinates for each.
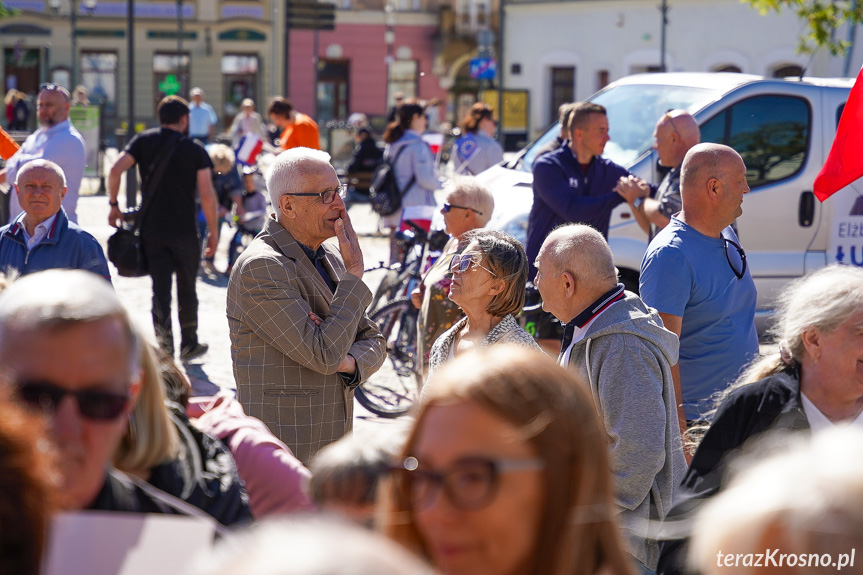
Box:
[0,84,86,224]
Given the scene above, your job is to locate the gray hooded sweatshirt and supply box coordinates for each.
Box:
[564,291,686,570]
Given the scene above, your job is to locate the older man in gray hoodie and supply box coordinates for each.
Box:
[534,223,685,574]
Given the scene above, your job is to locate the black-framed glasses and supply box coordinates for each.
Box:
[724,237,747,280]
[395,456,544,511]
[450,253,496,276]
[283,183,347,204]
[16,381,130,420]
[442,202,482,216]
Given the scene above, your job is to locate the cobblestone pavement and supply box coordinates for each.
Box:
[77,175,418,429]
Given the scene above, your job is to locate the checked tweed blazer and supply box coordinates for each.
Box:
[227,216,386,465]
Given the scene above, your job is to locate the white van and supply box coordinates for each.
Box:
[478,72,856,331]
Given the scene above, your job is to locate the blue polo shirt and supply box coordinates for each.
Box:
[640,217,758,420]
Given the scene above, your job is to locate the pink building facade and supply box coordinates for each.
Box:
[286,20,448,125]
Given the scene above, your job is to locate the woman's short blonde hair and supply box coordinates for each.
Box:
[460,229,527,317]
[113,340,179,473]
[378,346,633,575]
[209,144,236,175]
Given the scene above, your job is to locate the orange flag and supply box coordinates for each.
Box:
[814,67,863,201]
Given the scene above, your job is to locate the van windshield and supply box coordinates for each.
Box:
[520,84,722,171]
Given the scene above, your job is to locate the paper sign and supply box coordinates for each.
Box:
[42,511,216,575]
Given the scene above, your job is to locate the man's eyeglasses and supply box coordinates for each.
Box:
[450,253,496,276]
[394,455,544,511]
[724,237,747,280]
[442,202,483,216]
[16,381,130,420]
[40,83,60,92]
[283,183,348,205]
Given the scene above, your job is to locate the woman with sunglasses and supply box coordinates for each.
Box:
[452,103,504,176]
[411,176,494,375]
[379,345,635,575]
[425,229,539,376]
[382,102,441,262]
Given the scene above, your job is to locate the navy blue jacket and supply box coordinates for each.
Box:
[527,144,630,280]
[0,208,111,281]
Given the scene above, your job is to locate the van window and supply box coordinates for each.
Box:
[699,95,811,188]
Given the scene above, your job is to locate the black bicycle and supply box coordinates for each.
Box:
[354,222,449,418]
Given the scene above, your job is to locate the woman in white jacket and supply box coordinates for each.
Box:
[381,103,440,262]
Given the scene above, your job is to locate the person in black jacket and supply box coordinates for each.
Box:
[346,127,383,199]
[658,263,863,574]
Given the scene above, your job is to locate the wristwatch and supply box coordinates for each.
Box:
[632,197,643,209]
[109,200,119,207]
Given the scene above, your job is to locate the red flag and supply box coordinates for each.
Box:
[814,67,863,201]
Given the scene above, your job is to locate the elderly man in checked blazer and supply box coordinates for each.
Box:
[227,147,386,465]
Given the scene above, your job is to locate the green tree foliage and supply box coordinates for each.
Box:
[747,0,863,54]
[0,1,18,18]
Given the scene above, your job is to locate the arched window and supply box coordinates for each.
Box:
[712,64,742,73]
[772,64,804,78]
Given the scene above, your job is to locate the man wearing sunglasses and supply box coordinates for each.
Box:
[640,143,758,428]
[616,110,701,240]
[227,147,386,466]
[0,83,86,225]
[0,269,209,516]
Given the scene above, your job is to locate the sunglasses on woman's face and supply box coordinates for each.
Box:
[450,253,496,276]
[16,380,130,420]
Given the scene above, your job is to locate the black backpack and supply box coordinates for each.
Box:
[369,144,415,216]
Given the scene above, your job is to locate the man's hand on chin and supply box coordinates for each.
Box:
[335,209,364,279]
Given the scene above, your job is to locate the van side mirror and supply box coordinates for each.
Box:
[799,191,815,227]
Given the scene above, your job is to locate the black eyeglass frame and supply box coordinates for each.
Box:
[16,380,130,421]
[723,237,747,280]
[395,455,545,512]
[442,202,483,216]
[282,183,348,205]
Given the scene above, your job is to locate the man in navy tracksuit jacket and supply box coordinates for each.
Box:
[527,102,633,282]
[0,159,110,281]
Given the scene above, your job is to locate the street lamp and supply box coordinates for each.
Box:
[49,0,98,88]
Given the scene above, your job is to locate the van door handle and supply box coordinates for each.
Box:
[799,191,815,227]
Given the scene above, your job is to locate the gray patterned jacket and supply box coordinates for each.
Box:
[227,216,386,465]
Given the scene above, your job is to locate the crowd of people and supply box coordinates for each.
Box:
[1,84,862,575]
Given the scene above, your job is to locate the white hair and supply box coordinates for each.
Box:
[446,176,495,226]
[0,270,140,378]
[544,223,617,285]
[15,159,67,188]
[189,515,435,575]
[689,426,863,574]
[265,147,333,209]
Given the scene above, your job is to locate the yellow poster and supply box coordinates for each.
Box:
[480,90,528,132]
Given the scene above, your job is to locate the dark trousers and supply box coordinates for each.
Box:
[143,233,201,354]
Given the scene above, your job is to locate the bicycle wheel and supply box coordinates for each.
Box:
[356,298,421,418]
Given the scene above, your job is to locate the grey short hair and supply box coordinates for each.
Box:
[265,147,333,209]
[189,516,435,575]
[208,144,236,174]
[15,159,67,188]
[544,224,618,286]
[446,176,494,225]
[0,270,140,380]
